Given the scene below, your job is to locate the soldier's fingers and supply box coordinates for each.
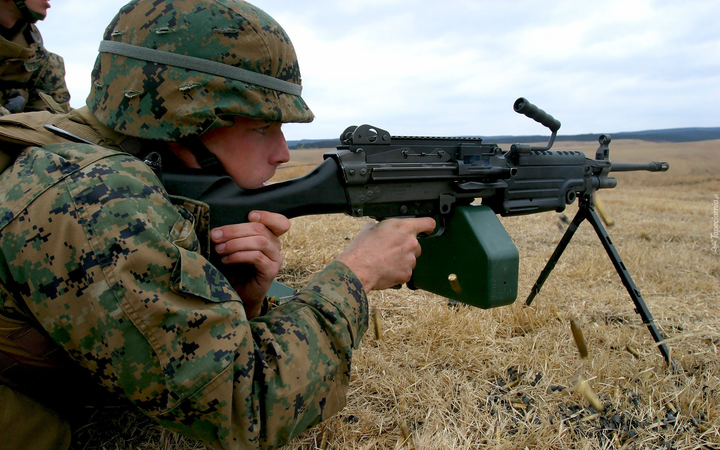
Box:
[215,234,282,258]
[220,248,281,267]
[248,211,291,237]
[409,217,437,236]
[211,219,286,246]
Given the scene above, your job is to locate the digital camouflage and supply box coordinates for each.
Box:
[0,23,71,116]
[0,108,368,449]
[88,0,314,141]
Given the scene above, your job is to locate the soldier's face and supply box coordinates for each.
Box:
[200,116,290,189]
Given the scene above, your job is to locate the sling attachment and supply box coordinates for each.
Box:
[142,152,165,185]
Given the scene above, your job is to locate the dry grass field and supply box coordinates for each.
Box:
[71,139,720,449]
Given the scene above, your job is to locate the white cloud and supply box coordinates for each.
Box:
[34,0,720,141]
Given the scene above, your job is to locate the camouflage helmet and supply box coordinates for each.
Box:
[87,0,314,142]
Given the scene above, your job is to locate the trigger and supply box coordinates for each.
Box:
[419,216,446,239]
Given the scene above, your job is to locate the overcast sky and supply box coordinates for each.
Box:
[38,0,719,142]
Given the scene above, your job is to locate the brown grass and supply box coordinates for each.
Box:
[271,148,330,181]
[71,140,720,449]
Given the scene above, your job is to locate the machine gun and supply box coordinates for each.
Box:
[163,98,673,366]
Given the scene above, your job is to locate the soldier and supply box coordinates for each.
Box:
[0,1,435,449]
[0,0,70,115]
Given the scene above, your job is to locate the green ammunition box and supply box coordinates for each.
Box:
[410,205,519,308]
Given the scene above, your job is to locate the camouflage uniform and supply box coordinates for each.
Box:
[0,1,370,448]
[0,106,369,449]
[0,22,71,115]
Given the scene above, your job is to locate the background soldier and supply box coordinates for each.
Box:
[0,0,434,449]
[0,0,70,115]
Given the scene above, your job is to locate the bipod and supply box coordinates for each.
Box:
[525,195,678,371]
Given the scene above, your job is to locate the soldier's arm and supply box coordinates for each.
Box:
[27,50,71,113]
[6,149,367,449]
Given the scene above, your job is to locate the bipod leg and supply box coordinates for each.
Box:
[584,201,678,371]
[526,207,589,306]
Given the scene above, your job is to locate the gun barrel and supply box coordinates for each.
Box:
[610,161,669,172]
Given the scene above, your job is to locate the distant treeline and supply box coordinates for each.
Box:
[288,127,720,150]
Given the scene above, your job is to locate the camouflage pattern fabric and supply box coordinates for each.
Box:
[0,23,71,116]
[0,111,369,449]
[88,0,314,142]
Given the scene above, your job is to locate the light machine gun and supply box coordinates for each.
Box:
[163,98,673,366]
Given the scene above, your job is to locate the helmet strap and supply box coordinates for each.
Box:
[184,137,226,174]
[13,0,45,23]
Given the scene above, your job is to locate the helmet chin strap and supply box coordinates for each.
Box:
[184,137,226,174]
[13,0,45,23]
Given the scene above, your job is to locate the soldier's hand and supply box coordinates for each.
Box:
[336,217,436,292]
[211,211,291,318]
